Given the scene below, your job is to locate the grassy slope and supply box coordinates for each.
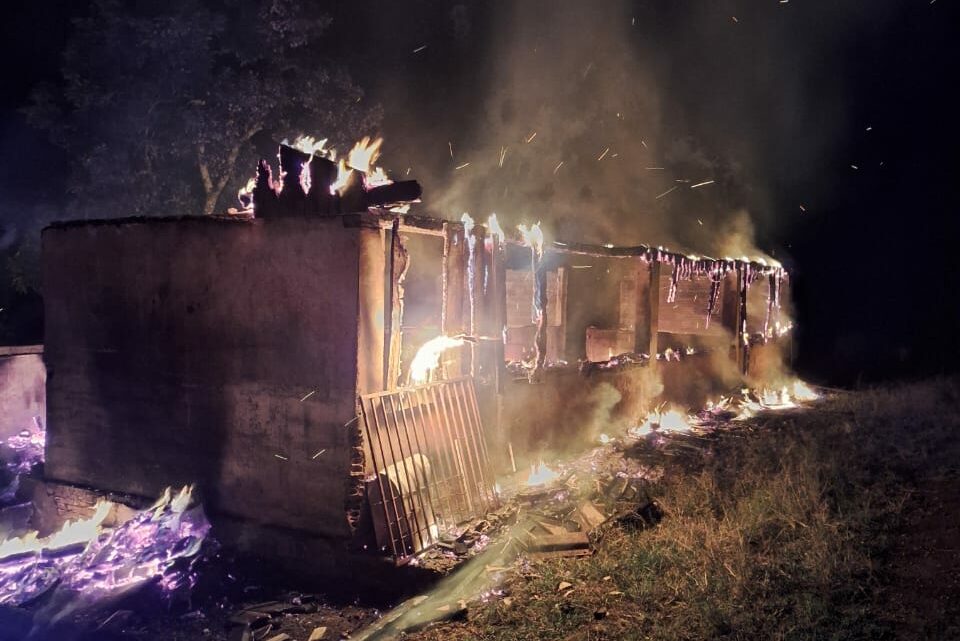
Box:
[408,378,960,641]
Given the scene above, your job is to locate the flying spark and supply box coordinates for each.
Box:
[448,141,453,158]
[413,45,427,53]
[554,161,564,174]
[312,449,326,459]
[525,132,538,143]
[732,16,739,22]
[799,204,806,212]
[690,179,715,189]
[597,147,610,161]
[299,390,316,402]
[646,167,664,170]
[655,186,678,200]
[455,162,470,170]
[697,219,704,225]
[274,454,288,461]
[499,145,507,167]
[851,164,859,170]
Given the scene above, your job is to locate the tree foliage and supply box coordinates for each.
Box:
[27,0,381,218]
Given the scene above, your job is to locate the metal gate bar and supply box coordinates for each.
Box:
[359,376,496,562]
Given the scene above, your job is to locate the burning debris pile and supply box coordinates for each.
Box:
[0,486,209,610]
[237,136,422,218]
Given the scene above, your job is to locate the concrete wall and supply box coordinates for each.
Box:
[0,346,45,440]
[43,216,364,539]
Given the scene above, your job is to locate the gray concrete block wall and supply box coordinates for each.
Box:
[42,216,363,539]
[0,346,45,440]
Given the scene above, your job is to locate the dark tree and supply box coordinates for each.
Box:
[26,0,382,218]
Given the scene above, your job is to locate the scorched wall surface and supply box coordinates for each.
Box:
[42,216,362,538]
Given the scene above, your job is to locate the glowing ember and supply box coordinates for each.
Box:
[526,461,560,487]
[409,335,466,384]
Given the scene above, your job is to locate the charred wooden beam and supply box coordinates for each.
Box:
[251,159,280,218]
[531,247,548,377]
[362,180,422,208]
[736,264,750,375]
[385,219,408,389]
[633,257,659,357]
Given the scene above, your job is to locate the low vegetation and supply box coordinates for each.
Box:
[409,378,960,640]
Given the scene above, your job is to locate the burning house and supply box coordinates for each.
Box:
[36,138,793,570]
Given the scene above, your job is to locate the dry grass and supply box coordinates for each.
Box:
[409,378,960,641]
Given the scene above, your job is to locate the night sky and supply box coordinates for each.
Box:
[0,0,957,386]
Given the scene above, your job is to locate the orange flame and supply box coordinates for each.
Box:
[330,159,353,195]
[347,136,384,173]
[518,222,544,256]
[486,213,505,244]
[0,501,111,560]
[409,335,466,384]
[287,135,330,157]
[629,407,693,438]
[364,165,393,188]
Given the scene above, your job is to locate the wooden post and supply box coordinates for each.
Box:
[469,225,487,377]
[554,266,568,361]
[531,247,548,376]
[633,257,660,358]
[357,225,386,395]
[442,223,467,377]
[383,219,407,390]
[736,264,750,375]
[720,268,740,369]
[484,233,507,391]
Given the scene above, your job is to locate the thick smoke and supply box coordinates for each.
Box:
[413,1,766,258]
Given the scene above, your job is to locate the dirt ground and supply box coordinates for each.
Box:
[884,472,960,640]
